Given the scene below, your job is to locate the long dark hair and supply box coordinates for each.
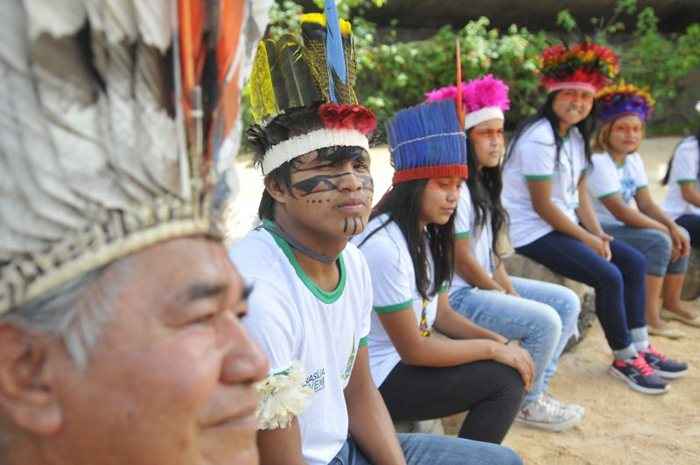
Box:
[465,133,508,259]
[358,180,455,300]
[662,127,700,185]
[505,91,597,166]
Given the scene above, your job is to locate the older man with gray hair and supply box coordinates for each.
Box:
[0,1,271,465]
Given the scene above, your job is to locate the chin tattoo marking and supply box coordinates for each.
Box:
[343,216,366,236]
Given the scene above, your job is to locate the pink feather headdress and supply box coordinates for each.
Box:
[426,74,510,130]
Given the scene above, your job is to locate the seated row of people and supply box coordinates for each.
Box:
[235,14,695,465]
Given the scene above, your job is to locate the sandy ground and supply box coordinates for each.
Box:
[230,137,700,465]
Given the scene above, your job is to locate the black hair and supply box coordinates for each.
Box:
[465,132,509,260]
[358,180,455,300]
[661,127,700,185]
[247,103,366,220]
[505,91,597,166]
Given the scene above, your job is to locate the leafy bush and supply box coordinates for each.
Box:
[239,0,699,151]
[356,18,546,139]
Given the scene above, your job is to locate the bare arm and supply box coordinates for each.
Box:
[635,187,690,257]
[528,178,593,241]
[257,419,307,465]
[433,292,506,342]
[377,295,534,388]
[600,191,666,232]
[681,182,700,208]
[345,347,406,465]
[529,177,610,259]
[492,261,517,295]
[454,237,504,291]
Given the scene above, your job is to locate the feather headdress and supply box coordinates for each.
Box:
[0,0,271,316]
[596,82,655,123]
[540,42,619,94]
[387,100,468,185]
[426,75,511,130]
[248,1,375,176]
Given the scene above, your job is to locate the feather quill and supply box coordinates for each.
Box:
[323,0,347,103]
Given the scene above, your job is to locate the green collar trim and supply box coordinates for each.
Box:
[264,220,346,304]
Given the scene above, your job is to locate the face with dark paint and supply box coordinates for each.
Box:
[272,147,374,239]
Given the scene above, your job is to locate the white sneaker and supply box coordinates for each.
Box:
[516,393,583,432]
[542,392,585,418]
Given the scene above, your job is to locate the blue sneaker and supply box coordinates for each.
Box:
[641,346,688,379]
[609,355,669,395]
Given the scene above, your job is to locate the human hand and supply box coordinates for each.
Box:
[492,342,535,391]
[583,233,611,261]
[670,226,691,258]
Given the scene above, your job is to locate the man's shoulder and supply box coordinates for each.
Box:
[230,227,283,271]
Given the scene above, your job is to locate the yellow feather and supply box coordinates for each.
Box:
[300,13,352,36]
[249,40,279,123]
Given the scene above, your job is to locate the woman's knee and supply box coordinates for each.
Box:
[642,229,673,276]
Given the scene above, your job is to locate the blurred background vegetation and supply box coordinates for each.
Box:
[240,0,700,150]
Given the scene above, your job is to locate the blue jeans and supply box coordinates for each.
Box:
[449,277,580,403]
[676,214,700,248]
[602,225,689,276]
[330,434,522,465]
[516,231,647,355]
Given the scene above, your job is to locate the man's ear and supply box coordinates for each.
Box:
[264,176,291,205]
[0,326,62,436]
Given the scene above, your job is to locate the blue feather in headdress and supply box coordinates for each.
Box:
[323,0,348,102]
[387,100,467,172]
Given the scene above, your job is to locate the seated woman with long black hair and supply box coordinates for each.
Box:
[426,75,583,432]
[353,100,532,445]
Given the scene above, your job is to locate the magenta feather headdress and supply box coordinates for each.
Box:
[426,75,510,130]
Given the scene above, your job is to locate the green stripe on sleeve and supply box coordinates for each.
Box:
[597,190,619,199]
[373,300,413,314]
[635,184,648,191]
[359,336,368,347]
[677,179,696,185]
[524,175,553,181]
[455,231,471,240]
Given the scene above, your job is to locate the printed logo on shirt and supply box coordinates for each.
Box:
[620,176,636,203]
[304,368,326,393]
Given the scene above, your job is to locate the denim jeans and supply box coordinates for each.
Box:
[516,231,647,355]
[676,214,700,248]
[329,434,522,465]
[449,277,580,403]
[602,224,689,276]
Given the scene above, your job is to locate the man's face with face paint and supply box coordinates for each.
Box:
[271,146,373,240]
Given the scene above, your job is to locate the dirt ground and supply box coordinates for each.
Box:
[231,137,700,465]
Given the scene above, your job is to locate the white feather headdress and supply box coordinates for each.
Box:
[0,0,271,315]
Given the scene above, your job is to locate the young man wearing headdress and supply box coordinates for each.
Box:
[232,8,522,465]
[0,2,272,465]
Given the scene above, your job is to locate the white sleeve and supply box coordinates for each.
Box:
[671,140,698,184]
[360,234,413,314]
[358,256,373,345]
[630,154,649,189]
[588,156,621,199]
[454,186,472,238]
[242,279,299,374]
[518,132,556,180]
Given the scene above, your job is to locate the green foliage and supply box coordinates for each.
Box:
[356,18,547,138]
[555,0,700,125]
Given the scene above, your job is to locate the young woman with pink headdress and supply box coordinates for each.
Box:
[427,75,583,432]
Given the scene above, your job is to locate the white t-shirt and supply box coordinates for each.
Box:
[449,184,493,295]
[230,225,372,465]
[663,137,700,219]
[352,214,441,387]
[501,118,588,247]
[588,152,649,226]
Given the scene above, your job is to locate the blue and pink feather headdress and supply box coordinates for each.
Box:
[425,74,510,130]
